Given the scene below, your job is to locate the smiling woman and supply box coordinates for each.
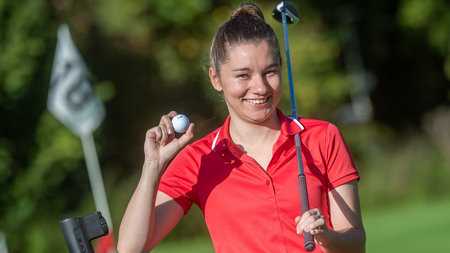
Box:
[118,2,365,253]
[208,41,283,171]
[209,42,282,128]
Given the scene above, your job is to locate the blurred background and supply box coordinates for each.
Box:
[1,0,449,252]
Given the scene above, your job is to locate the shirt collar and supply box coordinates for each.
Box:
[211,116,231,152]
[210,108,305,152]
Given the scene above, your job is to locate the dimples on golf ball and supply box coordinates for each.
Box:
[172,114,190,133]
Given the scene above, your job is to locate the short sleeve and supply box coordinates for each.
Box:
[324,123,360,190]
[158,146,199,213]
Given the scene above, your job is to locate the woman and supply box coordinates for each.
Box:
[118,2,365,253]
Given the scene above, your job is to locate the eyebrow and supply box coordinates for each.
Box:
[231,63,280,72]
[231,67,251,72]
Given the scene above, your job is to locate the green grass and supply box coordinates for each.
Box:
[364,197,450,252]
[152,236,214,253]
[151,198,450,252]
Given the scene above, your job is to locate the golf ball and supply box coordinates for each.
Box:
[172,114,190,133]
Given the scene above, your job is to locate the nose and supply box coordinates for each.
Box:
[251,74,270,94]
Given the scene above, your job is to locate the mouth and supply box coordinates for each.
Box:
[244,97,269,104]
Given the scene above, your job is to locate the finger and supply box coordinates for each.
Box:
[295,216,303,234]
[298,210,313,226]
[302,210,325,233]
[152,126,163,144]
[301,209,322,222]
[305,217,326,233]
[167,110,178,117]
[296,211,311,234]
[296,213,311,234]
[160,111,177,135]
[310,227,326,235]
[177,123,195,147]
[161,117,172,135]
[304,213,323,225]
[160,124,170,145]
[297,209,323,234]
[145,128,155,141]
[144,127,161,161]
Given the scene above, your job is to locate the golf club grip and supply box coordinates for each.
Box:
[298,174,315,252]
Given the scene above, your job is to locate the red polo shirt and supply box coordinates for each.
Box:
[159,109,359,252]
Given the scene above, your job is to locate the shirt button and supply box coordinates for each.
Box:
[266,180,270,185]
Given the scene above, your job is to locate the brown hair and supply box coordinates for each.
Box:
[209,2,282,73]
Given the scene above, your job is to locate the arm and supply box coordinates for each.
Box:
[117,172,185,252]
[295,180,366,253]
[117,111,194,253]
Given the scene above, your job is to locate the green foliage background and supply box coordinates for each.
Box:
[0,0,449,252]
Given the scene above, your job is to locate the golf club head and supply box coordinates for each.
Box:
[272,1,299,24]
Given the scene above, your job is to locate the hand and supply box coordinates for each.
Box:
[295,208,330,246]
[143,111,194,175]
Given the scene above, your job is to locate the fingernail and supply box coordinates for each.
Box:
[297,228,301,234]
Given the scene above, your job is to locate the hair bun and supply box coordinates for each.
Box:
[229,2,265,21]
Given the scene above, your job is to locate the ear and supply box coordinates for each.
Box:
[209,67,223,92]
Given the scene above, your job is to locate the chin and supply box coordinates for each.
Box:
[246,109,276,123]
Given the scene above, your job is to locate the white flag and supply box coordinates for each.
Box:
[48,24,105,136]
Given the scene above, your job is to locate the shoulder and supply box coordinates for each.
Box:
[299,118,340,135]
[300,117,330,128]
[297,118,348,151]
[165,127,222,176]
[179,127,221,157]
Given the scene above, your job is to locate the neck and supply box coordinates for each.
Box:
[228,113,281,148]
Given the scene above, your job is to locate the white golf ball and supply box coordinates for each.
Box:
[172,114,190,133]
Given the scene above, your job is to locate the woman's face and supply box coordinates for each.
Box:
[210,41,282,125]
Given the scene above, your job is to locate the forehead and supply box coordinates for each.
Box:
[225,41,278,66]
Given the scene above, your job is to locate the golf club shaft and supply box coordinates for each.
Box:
[282,13,298,120]
[281,8,315,252]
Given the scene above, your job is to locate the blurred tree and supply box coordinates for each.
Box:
[305,0,450,129]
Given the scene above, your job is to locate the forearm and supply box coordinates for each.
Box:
[320,227,366,253]
[117,162,162,253]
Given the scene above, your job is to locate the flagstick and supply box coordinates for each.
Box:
[80,133,113,230]
[0,231,8,253]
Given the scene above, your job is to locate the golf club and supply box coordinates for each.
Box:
[272,2,315,251]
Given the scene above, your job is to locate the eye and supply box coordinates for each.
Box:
[236,73,250,79]
[265,69,279,77]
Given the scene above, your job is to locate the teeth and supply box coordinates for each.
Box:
[246,99,267,104]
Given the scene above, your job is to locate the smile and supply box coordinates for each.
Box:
[245,98,268,104]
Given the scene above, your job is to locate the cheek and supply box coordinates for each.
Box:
[269,75,282,92]
[222,80,246,98]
